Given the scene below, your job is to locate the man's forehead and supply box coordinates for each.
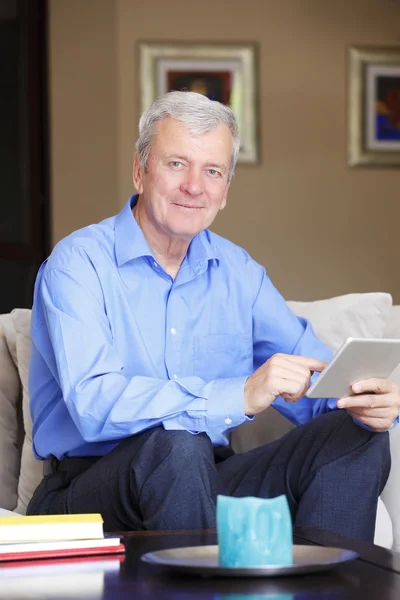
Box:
[151,118,233,158]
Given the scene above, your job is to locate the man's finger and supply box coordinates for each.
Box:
[337,394,393,410]
[280,379,311,403]
[351,378,398,395]
[280,354,328,373]
[346,411,393,432]
[344,406,393,419]
[271,356,320,380]
[268,365,312,386]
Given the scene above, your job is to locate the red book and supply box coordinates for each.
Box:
[0,536,125,563]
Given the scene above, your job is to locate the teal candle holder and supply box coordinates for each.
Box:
[216,495,293,568]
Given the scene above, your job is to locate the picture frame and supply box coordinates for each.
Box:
[348,46,400,167]
[139,42,258,164]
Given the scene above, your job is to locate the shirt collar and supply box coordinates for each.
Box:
[115,195,154,266]
[115,194,220,268]
[187,229,220,271]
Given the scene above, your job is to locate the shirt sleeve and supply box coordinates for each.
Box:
[36,256,248,443]
[250,263,337,426]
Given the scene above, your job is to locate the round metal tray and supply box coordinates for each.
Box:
[141,544,358,577]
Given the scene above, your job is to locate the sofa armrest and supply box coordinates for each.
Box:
[381,426,400,551]
[0,314,23,511]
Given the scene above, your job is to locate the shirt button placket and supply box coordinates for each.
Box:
[167,287,181,382]
[167,320,179,380]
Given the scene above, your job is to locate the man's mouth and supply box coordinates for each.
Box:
[173,203,203,210]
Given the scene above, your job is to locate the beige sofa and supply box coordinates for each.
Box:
[1,292,399,550]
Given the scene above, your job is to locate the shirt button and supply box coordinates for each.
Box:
[153,261,158,268]
[170,327,177,335]
[173,374,178,380]
[224,417,232,426]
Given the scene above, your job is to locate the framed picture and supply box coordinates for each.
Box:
[348,46,400,167]
[139,42,258,163]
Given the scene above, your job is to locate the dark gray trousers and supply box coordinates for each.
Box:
[27,410,390,541]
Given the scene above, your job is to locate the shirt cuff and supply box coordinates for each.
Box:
[204,376,251,431]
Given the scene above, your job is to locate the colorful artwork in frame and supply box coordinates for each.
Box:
[369,70,400,146]
[349,46,400,166]
[139,42,258,164]
[166,70,233,105]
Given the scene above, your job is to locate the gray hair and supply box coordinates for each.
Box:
[135,91,240,182]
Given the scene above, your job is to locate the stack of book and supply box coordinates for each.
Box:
[0,514,125,562]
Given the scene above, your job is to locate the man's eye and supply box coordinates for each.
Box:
[208,169,220,177]
[171,161,182,168]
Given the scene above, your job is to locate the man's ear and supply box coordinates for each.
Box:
[219,184,230,211]
[133,153,144,194]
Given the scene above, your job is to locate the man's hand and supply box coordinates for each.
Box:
[337,379,400,432]
[244,354,328,416]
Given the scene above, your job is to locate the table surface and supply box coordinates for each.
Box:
[1,527,400,599]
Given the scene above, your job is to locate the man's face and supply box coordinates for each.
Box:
[133,117,233,241]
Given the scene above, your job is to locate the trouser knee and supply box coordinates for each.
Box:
[319,411,391,492]
[129,428,215,491]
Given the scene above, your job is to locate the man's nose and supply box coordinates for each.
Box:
[180,168,204,196]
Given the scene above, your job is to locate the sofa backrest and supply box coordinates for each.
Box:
[0,292,396,511]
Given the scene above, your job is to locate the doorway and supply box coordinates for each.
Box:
[0,0,50,313]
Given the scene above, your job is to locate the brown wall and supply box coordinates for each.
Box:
[49,0,400,302]
[49,0,118,240]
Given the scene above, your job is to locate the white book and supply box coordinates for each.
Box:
[0,536,121,555]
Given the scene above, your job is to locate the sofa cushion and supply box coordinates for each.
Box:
[11,309,43,514]
[383,306,400,339]
[0,315,23,510]
[231,292,393,453]
[381,425,400,551]
[287,292,393,352]
[382,306,400,386]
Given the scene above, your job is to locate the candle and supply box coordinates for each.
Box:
[217,495,293,568]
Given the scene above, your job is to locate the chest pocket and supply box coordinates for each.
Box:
[193,334,253,381]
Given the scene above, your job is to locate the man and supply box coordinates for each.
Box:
[28,91,399,541]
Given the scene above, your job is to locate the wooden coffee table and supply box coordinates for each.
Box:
[1,527,400,599]
[111,526,400,599]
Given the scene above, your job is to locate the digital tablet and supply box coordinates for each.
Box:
[305,337,400,399]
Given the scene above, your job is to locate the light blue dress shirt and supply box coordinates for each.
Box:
[30,195,337,460]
